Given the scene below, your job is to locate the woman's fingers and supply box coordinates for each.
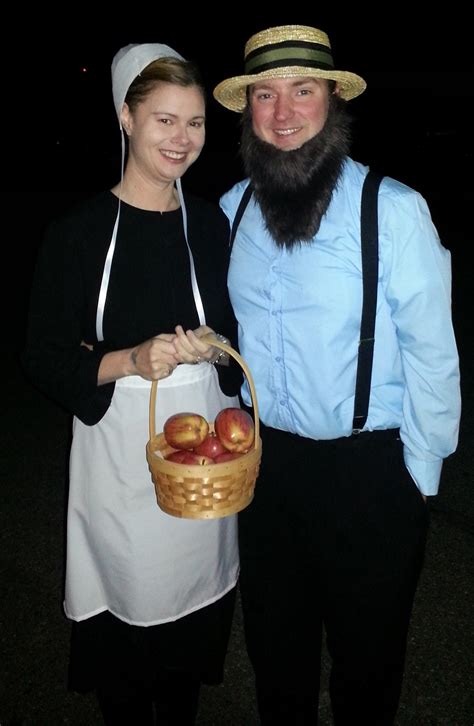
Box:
[173,326,204,363]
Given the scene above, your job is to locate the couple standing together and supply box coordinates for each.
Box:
[23,25,460,726]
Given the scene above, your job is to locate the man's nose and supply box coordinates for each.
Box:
[273,94,294,120]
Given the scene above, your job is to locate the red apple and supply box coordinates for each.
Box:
[180,452,215,465]
[194,432,227,459]
[165,449,214,465]
[163,412,209,450]
[214,451,243,463]
[165,450,189,463]
[214,408,255,453]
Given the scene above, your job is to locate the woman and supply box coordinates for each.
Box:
[23,43,242,725]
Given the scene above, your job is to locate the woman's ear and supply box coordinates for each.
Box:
[121,103,132,135]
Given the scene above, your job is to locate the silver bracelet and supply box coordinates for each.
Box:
[213,334,231,365]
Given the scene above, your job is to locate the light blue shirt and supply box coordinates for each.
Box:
[221,158,461,496]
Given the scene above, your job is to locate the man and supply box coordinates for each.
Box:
[213,25,461,725]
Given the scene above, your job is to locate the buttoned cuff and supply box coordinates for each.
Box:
[403,449,443,496]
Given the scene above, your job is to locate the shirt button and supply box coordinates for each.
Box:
[280,399,287,406]
[275,356,281,362]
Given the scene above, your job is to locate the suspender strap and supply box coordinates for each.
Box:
[352,170,384,433]
[229,183,253,250]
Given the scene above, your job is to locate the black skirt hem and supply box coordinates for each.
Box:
[68,587,237,693]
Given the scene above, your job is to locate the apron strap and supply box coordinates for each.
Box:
[96,176,206,342]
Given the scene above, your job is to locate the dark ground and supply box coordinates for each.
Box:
[1,161,473,724]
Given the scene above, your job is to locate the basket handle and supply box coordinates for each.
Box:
[149,334,260,448]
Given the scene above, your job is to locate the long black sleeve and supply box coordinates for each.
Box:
[22,190,241,424]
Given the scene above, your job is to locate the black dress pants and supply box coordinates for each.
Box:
[238,425,429,725]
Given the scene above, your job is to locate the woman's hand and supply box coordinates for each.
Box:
[173,325,220,364]
[98,335,178,385]
[128,334,179,381]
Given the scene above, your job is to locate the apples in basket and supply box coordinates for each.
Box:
[163,408,255,465]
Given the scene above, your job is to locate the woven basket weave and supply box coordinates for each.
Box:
[146,335,261,519]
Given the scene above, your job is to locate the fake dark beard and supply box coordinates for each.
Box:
[240,95,352,248]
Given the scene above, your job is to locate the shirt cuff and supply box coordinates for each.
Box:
[403,449,443,496]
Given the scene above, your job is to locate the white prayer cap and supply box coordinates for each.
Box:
[111,43,185,127]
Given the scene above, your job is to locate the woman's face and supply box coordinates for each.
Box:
[123,82,206,184]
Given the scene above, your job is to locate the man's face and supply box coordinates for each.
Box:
[249,76,333,151]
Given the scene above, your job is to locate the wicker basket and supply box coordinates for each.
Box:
[146,335,261,519]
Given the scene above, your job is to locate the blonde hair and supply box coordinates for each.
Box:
[125,57,205,113]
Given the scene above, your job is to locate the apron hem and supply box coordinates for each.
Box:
[64,574,239,627]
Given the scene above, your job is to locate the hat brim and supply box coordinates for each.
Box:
[213,67,366,112]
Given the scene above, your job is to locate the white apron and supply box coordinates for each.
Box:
[65,362,239,626]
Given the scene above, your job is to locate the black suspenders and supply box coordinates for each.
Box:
[229,182,253,251]
[229,170,384,434]
[352,170,383,432]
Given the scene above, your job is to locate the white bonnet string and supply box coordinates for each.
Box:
[96,44,206,341]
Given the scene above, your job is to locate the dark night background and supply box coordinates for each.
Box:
[34,14,473,200]
[14,11,472,355]
[2,11,473,725]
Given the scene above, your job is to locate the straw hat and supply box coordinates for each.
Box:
[213,25,366,112]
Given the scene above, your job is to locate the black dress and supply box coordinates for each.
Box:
[23,189,241,424]
[23,189,242,695]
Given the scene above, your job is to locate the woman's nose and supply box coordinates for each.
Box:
[171,125,191,145]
